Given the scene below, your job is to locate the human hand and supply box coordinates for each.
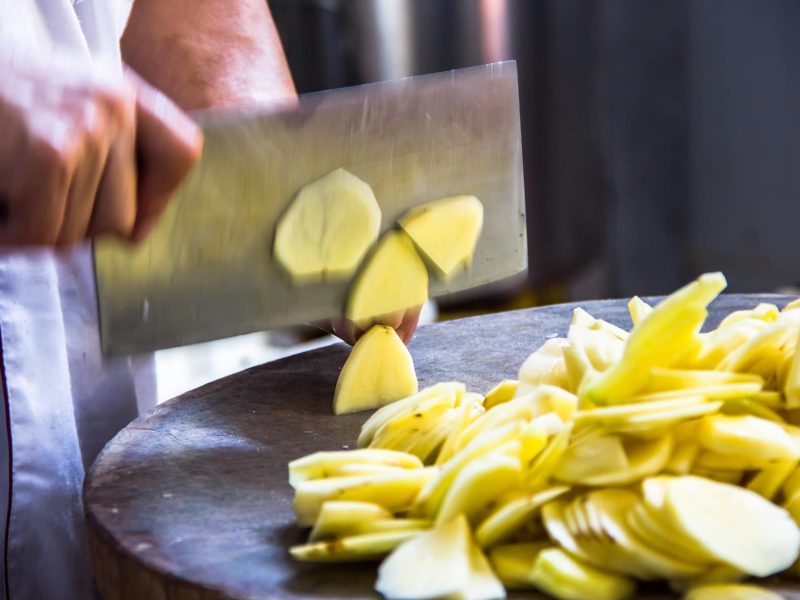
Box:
[317,307,422,346]
[0,52,202,246]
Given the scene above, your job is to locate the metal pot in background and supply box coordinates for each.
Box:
[269,0,612,307]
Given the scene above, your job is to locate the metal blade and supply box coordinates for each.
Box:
[94,61,526,356]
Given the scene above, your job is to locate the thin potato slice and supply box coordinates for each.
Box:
[518,338,571,393]
[293,468,436,526]
[398,195,484,279]
[698,414,800,461]
[662,475,800,576]
[684,584,784,600]
[476,486,570,548]
[528,548,636,600]
[746,458,798,501]
[488,542,551,589]
[376,514,503,600]
[290,529,424,562]
[274,168,380,281]
[346,230,429,326]
[289,448,422,487]
[309,501,391,541]
[334,325,417,415]
[483,380,519,410]
[581,272,727,405]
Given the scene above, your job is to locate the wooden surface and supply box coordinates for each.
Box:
[85,294,800,600]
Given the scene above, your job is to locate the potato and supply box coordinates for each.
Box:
[746,458,798,501]
[290,529,423,562]
[288,448,422,487]
[309,500,391,541]
[684,584,784,600]
[476,486,570,548]
[518,338,571,393]
[488,542,551,588]
[398,195,484,280]
[627,296,653,326]
[660,475,800,576]
[376,514,503,600]
[274,168,380,281]
[581,272,727,405]
[483,380,519,409]
[293,467,436,526]
[345,230,428,326]
[333,325,417,415]
[526,547,636,600]
[698,414,800,462]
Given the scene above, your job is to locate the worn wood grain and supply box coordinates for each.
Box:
[85,294,800,599]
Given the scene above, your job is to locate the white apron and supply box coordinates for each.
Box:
[0,2,151,598]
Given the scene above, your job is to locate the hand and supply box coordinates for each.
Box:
[0,52,202,246]
[317,307,423,346]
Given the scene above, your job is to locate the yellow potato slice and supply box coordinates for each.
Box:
[274,168,381,281]
[661,475,800,576]
[628,296,653,326]
[518,338,571,393]
[684,584,784,600]
[488,542,551,589]
[309,501,392,541]
[288,448,422,487]
[476,486,570,548]
[436,450,521,525]
[346,230,429,326]
[746,458,798,501]
[483,379,519,410]
[358,382,464,448]
[376,514,501,600]
[293,467,436,526]
[333,325,417,415]
[581,272,727,405]
[528,547,636,600]
[290,529,423,562]
[698,414,800,461]
[398,195,484,279]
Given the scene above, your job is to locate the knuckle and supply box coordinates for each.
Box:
[32,137,71,184]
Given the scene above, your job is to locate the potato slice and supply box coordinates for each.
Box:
[554,436,629,485]
[333,325,417,415]
[476,486,570,548]
[376,514,500,600]
[698,414,800,461]
[289,448,422,487]
[746,458,798,501]
[398,195,483,279]
[518,338,571,393]
[309,501,392,541]
[358,382,464,447]
[274,168,380,281]
[290,529,423,562]
[628,296,653,326]
[293,467,436,526]
[528,547,636,600]
[581,272,727,405]
[661,475,800,576]
[346,230,429,326]
[488,542,551,589]
[483,380,519,409]
[437,450,521,525]
[684,584,784,600]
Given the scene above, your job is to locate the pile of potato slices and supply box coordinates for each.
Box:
[288,272,800,600]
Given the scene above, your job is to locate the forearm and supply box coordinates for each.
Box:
[121,0,296,111]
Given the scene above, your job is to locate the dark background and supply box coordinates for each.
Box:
[268,0,800,306]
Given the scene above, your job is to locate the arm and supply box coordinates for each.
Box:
[121,0,297,111]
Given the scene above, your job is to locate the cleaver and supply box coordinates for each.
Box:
[94,61,527,357]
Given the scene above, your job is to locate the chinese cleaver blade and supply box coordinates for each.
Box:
[93,61,527,356]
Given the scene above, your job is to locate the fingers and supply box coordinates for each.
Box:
[315,305,423,347]
[89,125,137,238]
[127,70,202,241]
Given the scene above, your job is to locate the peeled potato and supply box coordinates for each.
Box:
[288,448,422,487]
[376,514,502,600]
[661,475,800,576]
[345,230,429,326]
[684,584,784,600]
[333,325,417,415]
[309,501,391,541]
[527,547,636,600]
[274,168,381,281]
[398,195,483,279]
[290,529,423,562]
[484,380,519,409]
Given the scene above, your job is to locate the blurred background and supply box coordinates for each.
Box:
[155,0,800,401]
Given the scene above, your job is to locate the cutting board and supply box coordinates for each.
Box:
[84,295,800,600]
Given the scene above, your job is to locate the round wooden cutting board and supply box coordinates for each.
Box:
[85,295,800,600]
